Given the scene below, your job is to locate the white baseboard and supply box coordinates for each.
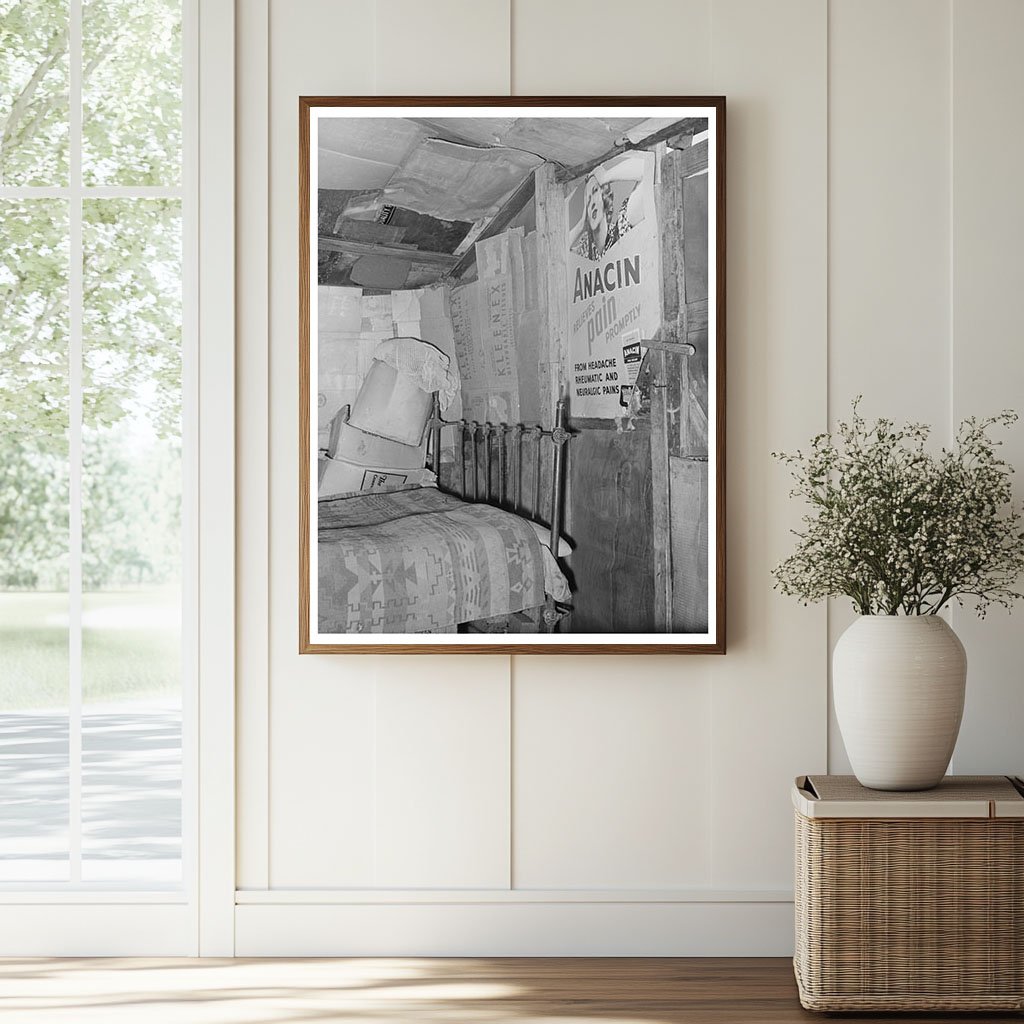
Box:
[235,887,793,905]
[235,897,795,957]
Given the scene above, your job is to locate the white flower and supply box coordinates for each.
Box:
[772,402,1024,617]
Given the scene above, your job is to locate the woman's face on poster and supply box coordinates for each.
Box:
[584,175,604,231]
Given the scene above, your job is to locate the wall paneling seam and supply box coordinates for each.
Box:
[236,0,271,893]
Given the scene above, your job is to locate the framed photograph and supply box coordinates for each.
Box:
[300,97,725,653]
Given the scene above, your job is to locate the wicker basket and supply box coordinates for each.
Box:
[793,775,1024,1012]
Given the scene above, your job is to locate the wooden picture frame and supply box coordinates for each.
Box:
[300,97,726,653]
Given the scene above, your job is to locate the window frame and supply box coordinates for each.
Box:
[0,0,235,955]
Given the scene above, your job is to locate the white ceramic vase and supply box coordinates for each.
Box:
[833,615,967,791]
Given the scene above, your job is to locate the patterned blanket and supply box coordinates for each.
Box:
[318,488,570,634]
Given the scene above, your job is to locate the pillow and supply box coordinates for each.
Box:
[526,520,573,558]
[318,461,436,501]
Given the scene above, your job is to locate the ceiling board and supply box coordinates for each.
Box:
[383,138,542,222]
[316,114,704,289]
[317,116,426,165]
[419,116,648,166]
[319,150,399,190]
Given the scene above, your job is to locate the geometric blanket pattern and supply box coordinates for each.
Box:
[318,487,570,634]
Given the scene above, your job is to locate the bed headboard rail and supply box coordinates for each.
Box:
[428,394,572,553]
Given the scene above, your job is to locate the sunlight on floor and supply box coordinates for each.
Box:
[0,958,672,1024]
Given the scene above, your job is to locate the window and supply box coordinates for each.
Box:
[0,0,191,889]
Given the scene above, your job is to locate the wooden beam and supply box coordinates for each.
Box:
[555,117,709,183]
[317,235,459,269]
[649,142,676,632]
[678,138,709,176]
[446,171,537,280]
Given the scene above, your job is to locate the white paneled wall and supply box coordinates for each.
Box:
[235,0,1024,955]
[511,0,712,94]
[376,0,510,95]
[512,659,713,889]
[948,0,1024,777]
[827,0,1024,780]
[373,663,511,889]
[705,0,828,891]
[826,0,953,773]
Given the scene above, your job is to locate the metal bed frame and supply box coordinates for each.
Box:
[426,392,573,558]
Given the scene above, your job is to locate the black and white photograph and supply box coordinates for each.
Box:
[300,99,725,652]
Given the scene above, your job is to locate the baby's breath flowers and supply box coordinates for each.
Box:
[772,401,1024,617]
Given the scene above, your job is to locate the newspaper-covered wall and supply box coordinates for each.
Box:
[317,284,463,451]
[448,226,542,425]
[317,286,379,450]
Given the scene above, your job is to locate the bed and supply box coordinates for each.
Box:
[317,395,573,635]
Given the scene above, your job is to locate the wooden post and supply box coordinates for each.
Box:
[655,143,710,634]
[650,143,678,632]
[533,164,570,430]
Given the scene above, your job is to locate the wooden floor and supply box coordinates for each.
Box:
[0,957,1019,1023]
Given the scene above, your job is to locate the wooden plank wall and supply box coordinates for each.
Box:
[563,425,656,632]
[546,139,711,635]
